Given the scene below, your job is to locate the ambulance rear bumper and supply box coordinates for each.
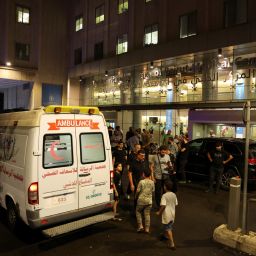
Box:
[26,200,114,229]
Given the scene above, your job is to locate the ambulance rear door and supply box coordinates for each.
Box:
[38,114,79,218]
[75,114,111,209]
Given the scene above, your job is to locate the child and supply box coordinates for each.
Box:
[135,168,155,233]
[113,162,122,221]
[156,180,178,250]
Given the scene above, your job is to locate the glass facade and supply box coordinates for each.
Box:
[79,47,256,143]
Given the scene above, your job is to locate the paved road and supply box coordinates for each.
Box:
[0,183,254,256]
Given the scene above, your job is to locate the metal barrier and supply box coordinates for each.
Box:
[227,177,241,231]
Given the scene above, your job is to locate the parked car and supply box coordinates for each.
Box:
[183,137,256,190]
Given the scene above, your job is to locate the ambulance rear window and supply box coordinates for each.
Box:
[80,133,106,164]
[43,134,73,168]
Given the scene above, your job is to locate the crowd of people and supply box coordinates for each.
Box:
[109,125,234,250]
[109,125,190,250]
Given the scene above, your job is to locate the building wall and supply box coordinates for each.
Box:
[68,0,256,79]
[0,0,7,65]
[0,0,68,108]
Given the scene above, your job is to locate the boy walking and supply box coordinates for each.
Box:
[135,169,155,233]
[156,180,178,250]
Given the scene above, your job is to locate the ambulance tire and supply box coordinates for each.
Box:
[6,200,19,231]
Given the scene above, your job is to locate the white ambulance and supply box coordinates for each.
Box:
[0,105,114,235]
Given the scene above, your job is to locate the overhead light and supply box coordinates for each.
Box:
[150,61,154,69]
[6,61,11,66]
[218,48,222,57]
[79,76,83,82]
[105,70,108,77]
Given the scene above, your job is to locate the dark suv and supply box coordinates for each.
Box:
[184,137,256,190]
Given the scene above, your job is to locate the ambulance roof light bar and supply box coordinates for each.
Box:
[44,105,100,115]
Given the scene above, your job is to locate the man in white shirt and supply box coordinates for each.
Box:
[150,145,173,208]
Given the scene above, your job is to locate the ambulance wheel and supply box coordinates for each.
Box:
[6,200,18,231]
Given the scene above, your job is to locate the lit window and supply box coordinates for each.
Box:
[16,6,30,24]
[144,24,158,46]
[15,42,30,61]
[180,11,197,38]
[75,16,83,32]
[116,34,128,55]
[118,0,128,14]
[95,5,104,24]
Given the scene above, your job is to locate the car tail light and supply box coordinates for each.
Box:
[28,182,39,205]
[248,158,256,165]
[110,170,114,189]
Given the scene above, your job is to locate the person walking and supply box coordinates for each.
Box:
[156,180,178,250]
[206,141,233,193]
[126,143,141,199]
[150,145,173,209]
[135,168,155,233]
[128,149,151,210]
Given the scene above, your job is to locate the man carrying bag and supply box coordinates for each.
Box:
[150,145,176,209]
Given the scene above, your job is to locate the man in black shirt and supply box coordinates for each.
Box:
[177,134,189,183]
[112,141,127,167]
[206,141,233,193]
[128,149,151,208]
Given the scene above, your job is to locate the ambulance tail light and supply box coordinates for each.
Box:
[110,170,114,189]
[28,182,39,205]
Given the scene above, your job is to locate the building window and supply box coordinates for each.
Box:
[224,0,247,28]
[144,24,158,46]
[94,42,103,60]
[75,16,83,31]
[74,48,82,65]
[179,11,197,38]
[118,0,128,14]
[95,5,104,24]
[116,34,128,55]
[16,5,30,24]
[15,43,30,61]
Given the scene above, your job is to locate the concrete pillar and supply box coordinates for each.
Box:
[227,177,241,231]
[202,53,218,101]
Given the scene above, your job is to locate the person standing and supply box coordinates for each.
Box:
[156,180,178,250]
[112,141,127,196]
[206,141,233,193]
[128,149,151,209]
[150,145,173,209]
[135,169,155,233]
[112,163,123,220]
[127,131,140,154]
[141,129,151,160]
[162,129,172,146]
[112,141,127,167]
[177,134,189,183]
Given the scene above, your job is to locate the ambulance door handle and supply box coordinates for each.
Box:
[95,182,106,187]
[79,173,90,177]
[33,151,41,156]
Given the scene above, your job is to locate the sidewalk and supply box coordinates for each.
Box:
[214,224,256,255]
